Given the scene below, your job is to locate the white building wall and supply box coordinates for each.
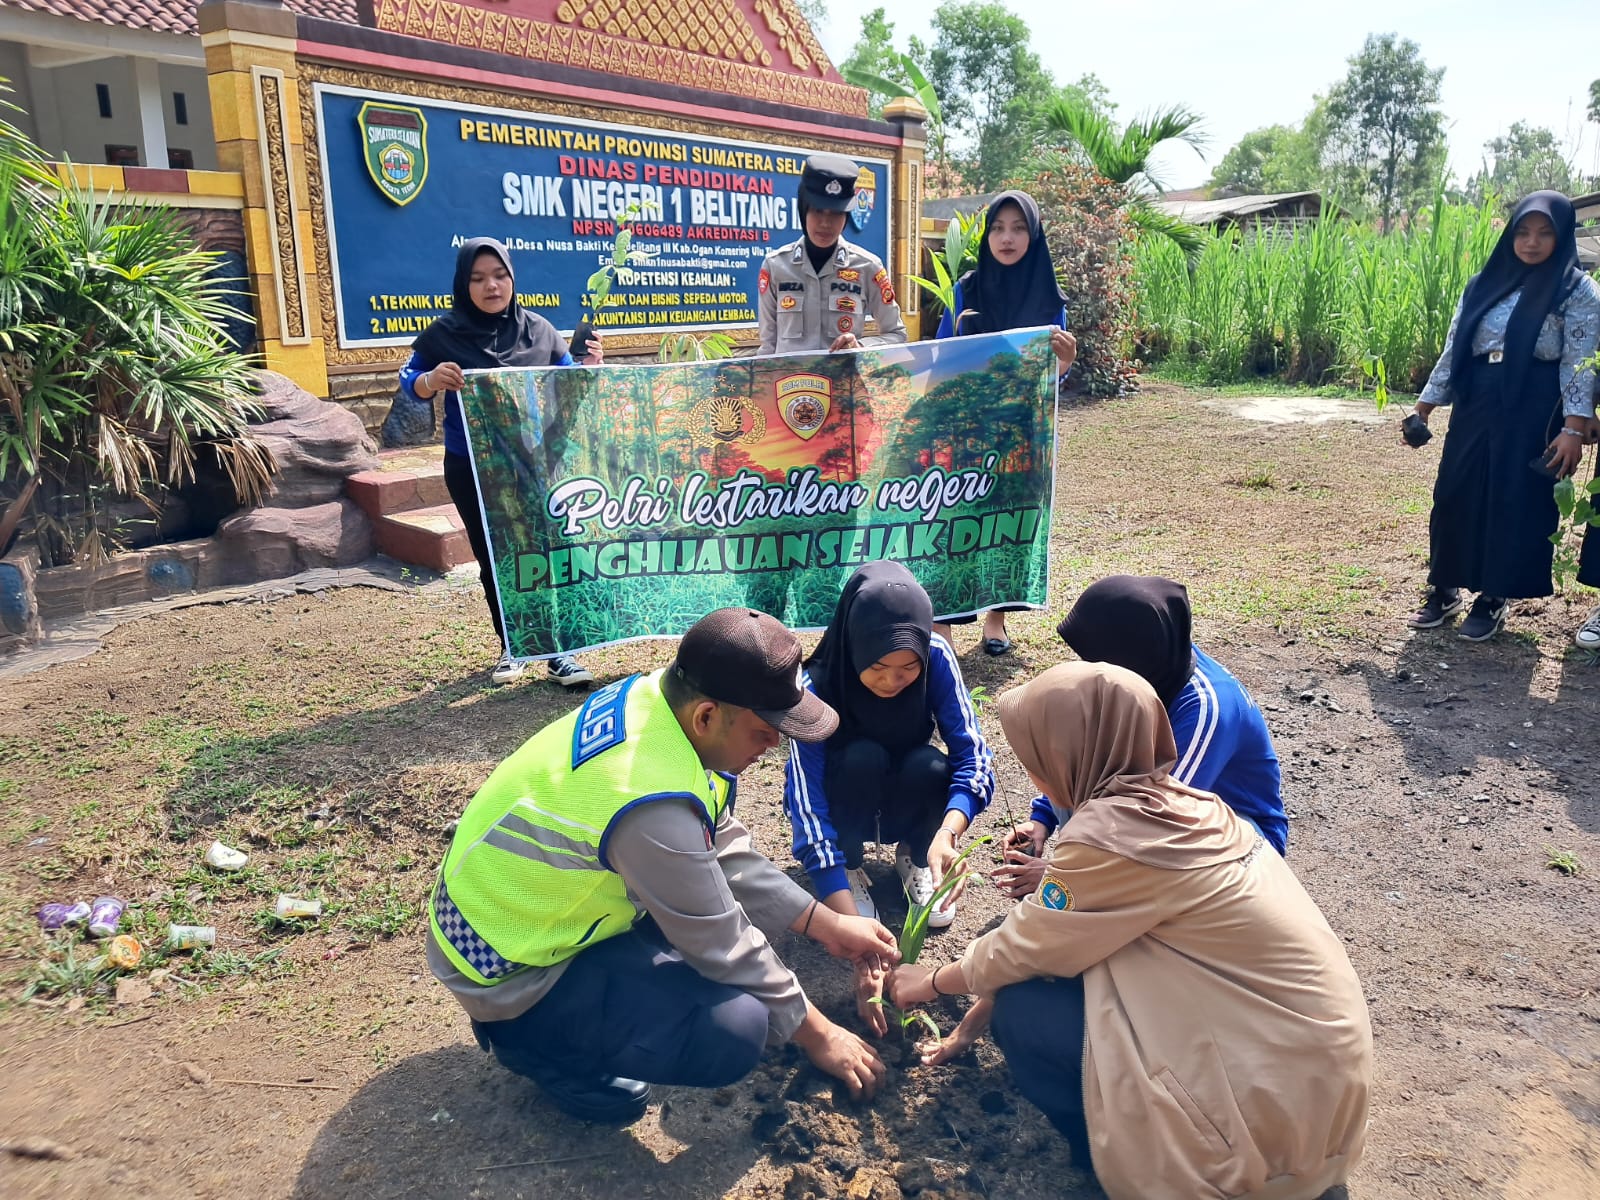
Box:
[43,55,145,165]
[0,41,41,145]
[158,61,216,171]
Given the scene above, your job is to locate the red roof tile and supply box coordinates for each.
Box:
[0,0,357,38]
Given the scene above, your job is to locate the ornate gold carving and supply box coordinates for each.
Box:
[255,69,311,345]
[369,0,863,115]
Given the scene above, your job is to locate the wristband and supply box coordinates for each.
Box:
[801,899,819,937]
[931,963,952,996]
[1558,427,1584,438]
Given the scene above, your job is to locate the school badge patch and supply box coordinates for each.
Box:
[851,166,877,231]
[775,373,832,441]
[1036,875,1074,911]
[359,102,429,207]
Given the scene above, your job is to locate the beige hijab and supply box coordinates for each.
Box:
[996,661,1256,869]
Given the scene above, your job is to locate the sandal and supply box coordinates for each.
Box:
[983,637,1013,656]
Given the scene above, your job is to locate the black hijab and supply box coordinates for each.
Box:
[954,190,1068,336]
[1055,575,1195,708]
[807,561,934,753]
[412,238,566,369]
[1450,191,1583,403]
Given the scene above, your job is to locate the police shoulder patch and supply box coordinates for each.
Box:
[571,675,636,768]
[1036,875,1074,911]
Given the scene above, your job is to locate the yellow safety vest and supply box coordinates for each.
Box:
[428,670,729,985]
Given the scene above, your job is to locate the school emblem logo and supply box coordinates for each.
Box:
[775,374,832,441]
[358,102,428,206]
[1037,875,1074,911]
[850,166,878,231]
[689,392,766,448]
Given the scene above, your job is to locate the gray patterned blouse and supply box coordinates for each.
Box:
[1418,274,1600,416]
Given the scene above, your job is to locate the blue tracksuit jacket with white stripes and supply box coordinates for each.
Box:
[784,634,995,899]
[1031,647,1288,854]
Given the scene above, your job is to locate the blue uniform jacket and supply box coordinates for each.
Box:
[1031,647,1289,854]
[399,347,573,459]
[785,633,995,898]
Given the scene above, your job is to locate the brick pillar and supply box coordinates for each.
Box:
[199,0,328,396]
[883,98,929,342]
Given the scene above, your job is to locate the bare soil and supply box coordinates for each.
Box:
[1,383,1597,1199]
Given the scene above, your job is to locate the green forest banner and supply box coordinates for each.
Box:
[462,328,1058,659]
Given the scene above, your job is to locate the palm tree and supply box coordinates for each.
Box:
[0,82,272,564]
[1038,98,1209,256]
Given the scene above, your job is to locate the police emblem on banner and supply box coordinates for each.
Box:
[690,393,767,448]
[775,374,832,441]
[358,102,429,206]
[850,166,878,231]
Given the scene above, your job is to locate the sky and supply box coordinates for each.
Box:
[812,0,1600,192]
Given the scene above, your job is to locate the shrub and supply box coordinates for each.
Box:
[0,83,271,565]
[1029,165,1139,398]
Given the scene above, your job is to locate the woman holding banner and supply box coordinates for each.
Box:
[404,238,601,686]
[932,190,1077,656]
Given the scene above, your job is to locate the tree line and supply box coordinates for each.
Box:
[841,9,1599,225]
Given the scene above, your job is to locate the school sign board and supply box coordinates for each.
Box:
[314,84,893,348]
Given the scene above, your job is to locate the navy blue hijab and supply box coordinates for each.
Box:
[955,190,1068,336]
[412,238,565,369]
[1450,192,1583,402]
[807,561,934,753]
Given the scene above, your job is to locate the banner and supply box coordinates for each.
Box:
[313,84,892,348]
[462,330,1058,660]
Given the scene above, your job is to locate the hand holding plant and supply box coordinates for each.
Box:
[991,845,1048,900]
[808,904,900,966]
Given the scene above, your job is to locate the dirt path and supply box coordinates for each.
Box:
[2,383,1597,1199]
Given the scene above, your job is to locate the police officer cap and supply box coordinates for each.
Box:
[799,153,859,212]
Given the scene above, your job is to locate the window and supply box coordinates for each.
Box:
[174,92,188,126]
[167,148,194,170]
[95,83,112,119]
[104,145,139,167]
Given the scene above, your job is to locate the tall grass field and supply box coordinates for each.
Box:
[1132,196,1506,394]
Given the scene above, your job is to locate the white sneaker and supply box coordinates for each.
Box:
[491,653,530,685]
[844,867,877,920]
[1576,604,1600,650]
[900,845,956,928]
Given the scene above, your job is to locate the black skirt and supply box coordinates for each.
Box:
[1427,355,1562,599]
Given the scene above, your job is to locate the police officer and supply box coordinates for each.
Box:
[428,608,898,1124]
[758,153,908,355]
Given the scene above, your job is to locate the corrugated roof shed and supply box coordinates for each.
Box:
[1153,191,1323,225]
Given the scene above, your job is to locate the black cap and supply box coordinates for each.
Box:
[671,608,838,741]
[798,153,860,213]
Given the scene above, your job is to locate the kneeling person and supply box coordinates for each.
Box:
[427,609,896,1123]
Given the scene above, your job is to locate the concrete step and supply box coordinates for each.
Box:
[345,447,451,523]
[373,503,474,573]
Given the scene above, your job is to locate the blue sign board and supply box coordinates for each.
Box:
[313,85,894,349]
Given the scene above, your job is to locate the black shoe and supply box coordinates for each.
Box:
[535,1071,651,1124]
[1408,587,1464,629]
[983,636,1014,656]
[1458,596,1507,642]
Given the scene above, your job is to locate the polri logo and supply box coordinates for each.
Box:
[775,374,831,441]
[359,102,429,206]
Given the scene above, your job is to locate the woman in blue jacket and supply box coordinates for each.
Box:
[933,190,1077,655]
[995,575,1287,899]
[402,238,599,687]
[785,562,994,927]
